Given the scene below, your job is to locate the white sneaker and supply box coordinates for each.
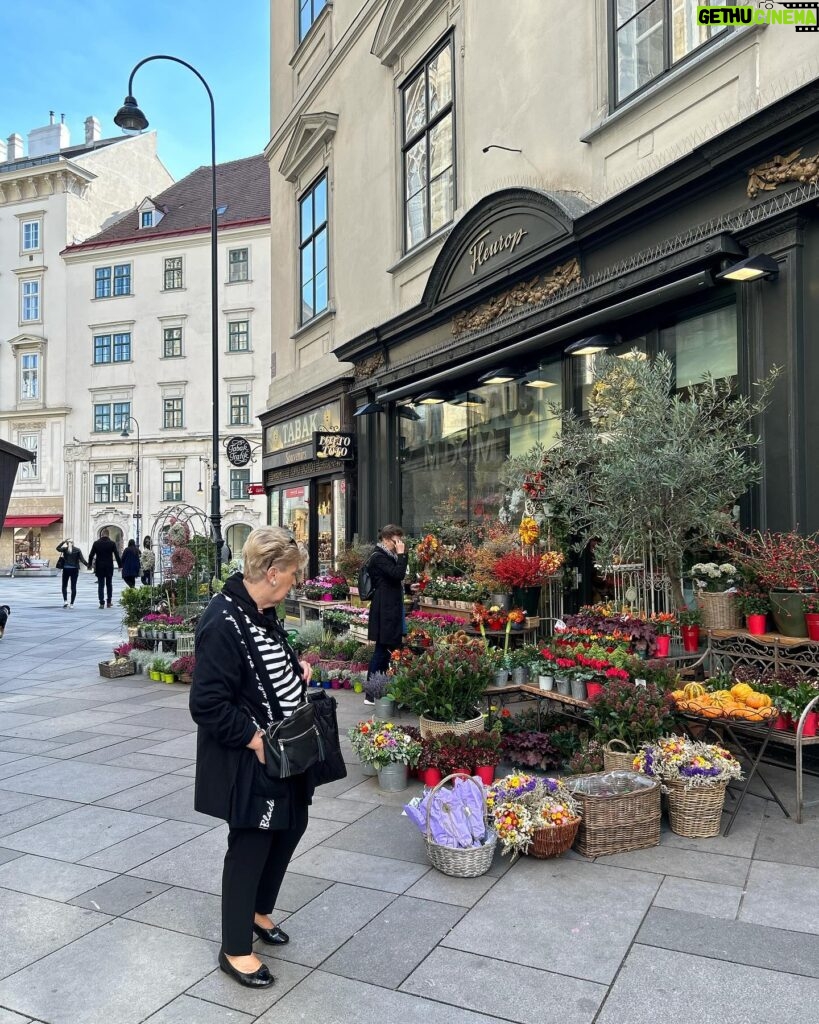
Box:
[63,602,68,608]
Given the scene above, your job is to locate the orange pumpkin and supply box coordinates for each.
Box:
[671,689,687,703]
[731,683,753,703]
[745,692,772,710]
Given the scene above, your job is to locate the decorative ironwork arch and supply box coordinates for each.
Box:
[150,503,213,608]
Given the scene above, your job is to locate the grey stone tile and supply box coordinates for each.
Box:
[0,847,22,866]
[115,709,196,731]
[652,876,743,920]
[0,756,57,780]
[596,844,751,885]
[94,773,194,810]
[739,860,819,934]
[314,763,374,797]
[123,785,216,826]
[2,804,164,862]
[308,794,378,823]
[5,710,124,739]
[255,969,511,1024]
[137,728,190,741]
[186,956,311,1018]
[0,1008,31,1023]
[273,871,333,912]
[172,764,197,777]
[0,887,108,981]
[0,790,39,815]
[125,885,222,942]
[323,804,430,864]
[0,752,28,766]
[0,854,115,901]
[656,793,767,859]
[338,776,427,807]
[127,733,197,759]
[292,816,346,856]
[70,875,171,915]
[441,856,661,985]
[0,737,62,753]
[0,917,218,1024]
[81,820,211,872]
[323,895,464,988]
[128,825,229,894]
[143,994,254,1024]
[597,944,819,1024]
[83,723,159,738]
[104,752,194,773]
[64,737,162,764]
[404,870,497,907]
[0,759,161,802]
[289,844,429,894]
[265,882,394,967]
[402,946,605,1023]
[45,734,139,758]
[754,815,819,869]
[0,711,45,731]
[638,906,819,978]
[0,797,81,838]
[14,698,107,716]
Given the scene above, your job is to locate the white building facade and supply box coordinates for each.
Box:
[0,116,172,565]
[61,155,271,557]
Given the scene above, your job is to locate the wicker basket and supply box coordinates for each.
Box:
[665,779,727,838]
[527,818,581,859]
[697,591,740,630]
[98,660,135,679]
[566,771,661,858]
[424,773,497,877]
[419,712,485,741]
[602,740,637,772]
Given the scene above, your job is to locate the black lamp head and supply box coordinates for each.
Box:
[715,254,779,283]
[120,427,130,438]
[114,96,149,134]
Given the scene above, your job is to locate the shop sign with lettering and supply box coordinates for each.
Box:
[264,441,314,470]
[264,401,341,454]
[314,432,355,461]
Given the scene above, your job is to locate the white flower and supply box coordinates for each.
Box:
[719,563,737,575]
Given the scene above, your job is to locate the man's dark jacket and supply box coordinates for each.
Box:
[88,536,121,577]
[367,547,408,646]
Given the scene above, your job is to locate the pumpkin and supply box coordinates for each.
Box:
[745,692,772,710]
[731,683,754,702]
[699,706,723,718]
[671,689,687,703]
[683,682,706,699]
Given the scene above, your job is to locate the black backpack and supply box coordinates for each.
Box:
[358,554,375,601]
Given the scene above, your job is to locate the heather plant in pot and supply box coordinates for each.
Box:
[587,678,675,764]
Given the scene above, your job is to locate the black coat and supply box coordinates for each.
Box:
[367,547,408,646]
[189,574,313,829]
[88,537,121,576]
[56,542,87,570]
[121,547,141,577]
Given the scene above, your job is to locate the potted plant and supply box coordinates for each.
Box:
[649,612,677,658]
[170,654,195,684]
[347,718,379,776]
[150,657,168,682]
[507,647,531,686]
[357,721,422,792]
[488,774,581,859]
[467,728,502,785]
[390,647,493,739]
[485,647,509,688]
[588,678,675,770]
[690,563,740,630]
[491,551,548,615]
[803,594,819,642]
[534,649,556,691]
[736,591,771,636]
[119,585,156,631]
[678,608,702,652]
[728,531,819,637]
[364,672,395,719]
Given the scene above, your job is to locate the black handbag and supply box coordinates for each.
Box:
[56,556,65,570]
[261,699,323,779]
[308,690,347,786]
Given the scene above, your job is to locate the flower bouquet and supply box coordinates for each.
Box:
[540,550,565,578]
[492,551,549,589]
[488,773,581,858]
[518,517,539,546]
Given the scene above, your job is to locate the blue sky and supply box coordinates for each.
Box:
[0,0,269,181]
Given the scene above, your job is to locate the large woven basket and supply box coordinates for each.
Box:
[424,774,497,877]
[602,740,637,772]
[527,818,581,859]
[566,771,661,858]
[98,660,135,679]
[697,591,740,630]
[419,712,485,741]
[665,779,727,838]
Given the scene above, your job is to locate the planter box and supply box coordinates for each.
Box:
[99,660,135,679]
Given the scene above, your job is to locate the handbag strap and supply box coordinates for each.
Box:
[222,598,305,723]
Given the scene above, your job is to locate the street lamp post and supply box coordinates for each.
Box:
[120,416,141,539]
[114,55,223,579]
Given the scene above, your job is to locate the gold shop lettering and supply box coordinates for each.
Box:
[469,226,528,275]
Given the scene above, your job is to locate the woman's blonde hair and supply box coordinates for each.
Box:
[242,526,307,582]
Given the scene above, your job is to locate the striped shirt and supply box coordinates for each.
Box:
[243,612,303,718]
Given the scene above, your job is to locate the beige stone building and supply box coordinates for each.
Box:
[0,116,172,566]
[262,1,819,572]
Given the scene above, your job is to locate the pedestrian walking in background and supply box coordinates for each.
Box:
[366,524,408,685]
[189,526,312,989]
[121,539,141,589]
[56,538,88,608]
[140,536,155,586]
[87,529,121,608]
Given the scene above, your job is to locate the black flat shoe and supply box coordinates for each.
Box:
[253,922,289,945]
[218,950,275,988]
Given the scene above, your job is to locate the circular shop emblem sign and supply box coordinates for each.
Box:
[226,436,252,467]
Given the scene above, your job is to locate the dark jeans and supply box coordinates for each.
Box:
[123,576,136,588]
[96,572,113,605]
[141,571,153,586]
[368,642,398,678]
[61,568,78,604]
[221,812,308,955]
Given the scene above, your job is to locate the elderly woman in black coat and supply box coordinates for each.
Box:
[366,523,408,683]
[189,526,311,989]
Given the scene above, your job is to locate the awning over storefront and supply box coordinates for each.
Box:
[3,515,63,529]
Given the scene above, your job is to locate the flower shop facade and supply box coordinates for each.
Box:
[337,80,819,574]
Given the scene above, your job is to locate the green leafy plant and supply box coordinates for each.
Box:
[119,585,157,626]
[587,679,675,749]
[390,647,493,722]
[678,608,703,626]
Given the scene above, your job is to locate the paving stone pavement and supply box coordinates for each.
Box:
[1,577,818,1023]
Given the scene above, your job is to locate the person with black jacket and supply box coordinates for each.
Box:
[56,539,88,607]
[121,539,141,588]
[87,529,122,608]
[189,526,312,989]
[366,524,408,681]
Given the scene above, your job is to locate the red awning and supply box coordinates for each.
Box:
[3,515,63,529]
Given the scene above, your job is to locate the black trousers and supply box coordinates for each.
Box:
[221,810,308,955]
[368,641,397,677]
[96,572,113,605]
[123,575,136,588]
[61,568,78,603]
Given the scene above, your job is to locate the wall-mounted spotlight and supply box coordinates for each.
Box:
[523,370,557,389]
[478,367,519,385]
[450,393,487,408]
[565,334,614,357]
[353,401,384,416]
[416,391,447,405]
[716,254,779,282]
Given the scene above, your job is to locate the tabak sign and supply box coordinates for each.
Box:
[264,401,341,454]
[314,432,355,461]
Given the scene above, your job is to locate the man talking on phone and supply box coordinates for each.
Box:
[365,524,408,684]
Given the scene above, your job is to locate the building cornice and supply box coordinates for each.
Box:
[61,218,271,261]
[0,159,97,207]
[0,406,71,421]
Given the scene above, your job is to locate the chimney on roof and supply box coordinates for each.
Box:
[7,133,23,161]
[28,117,70,158]
[84,116,101,144]
[49,111,55,125]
